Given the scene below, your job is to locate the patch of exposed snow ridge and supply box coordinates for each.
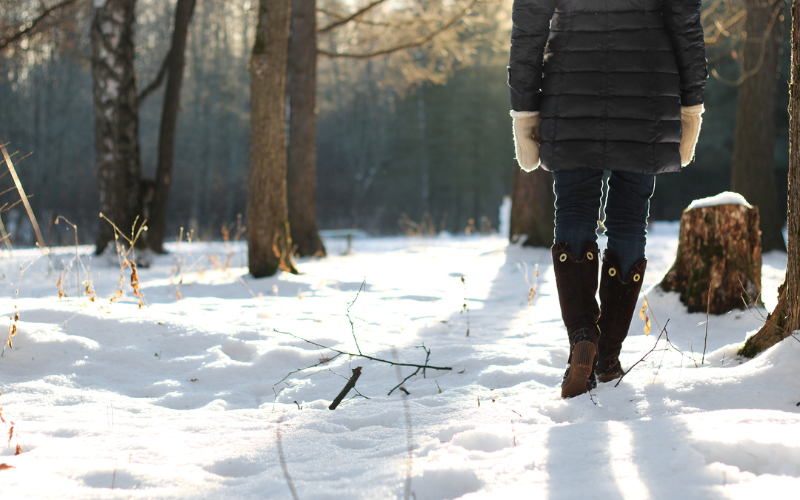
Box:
[687,191,752,210]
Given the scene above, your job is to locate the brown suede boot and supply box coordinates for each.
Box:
[551,241,601,398]
[596,250,647,383]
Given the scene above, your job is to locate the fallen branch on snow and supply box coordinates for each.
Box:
[273,329,452,396]
[329,367,363,410]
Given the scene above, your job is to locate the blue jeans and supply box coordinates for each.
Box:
[553,170,656,277]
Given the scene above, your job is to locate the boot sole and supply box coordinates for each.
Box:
[561,341,596,399]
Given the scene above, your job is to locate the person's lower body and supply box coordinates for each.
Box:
[551,169,655,397]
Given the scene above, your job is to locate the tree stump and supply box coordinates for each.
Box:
[659,198,762,314]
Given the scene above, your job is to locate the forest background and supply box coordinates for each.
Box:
[0,0,791,248]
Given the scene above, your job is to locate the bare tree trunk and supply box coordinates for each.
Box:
[248,0,297,277]
[148,0,197,253]
[188,2,207,235]
[731,0,786,252]
[740,0,800,357]
[418,84,430,216]
[287,0,326,257]
[510,167,554,247]
[91,0,142,254]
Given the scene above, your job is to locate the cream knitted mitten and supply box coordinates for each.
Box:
[680,104,704,166]
[511,110,541,171]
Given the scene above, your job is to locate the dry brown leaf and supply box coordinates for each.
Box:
[15,444,21,455]
[644,316,652,336]
[0,463,14,470]
[130,262,140,297]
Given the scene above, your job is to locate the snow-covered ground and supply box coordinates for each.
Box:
[0,222,797,499]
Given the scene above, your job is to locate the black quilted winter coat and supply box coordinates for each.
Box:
[508,0,707,173]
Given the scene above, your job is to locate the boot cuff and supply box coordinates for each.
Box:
[552,241,600,263]
[602,250,647,284]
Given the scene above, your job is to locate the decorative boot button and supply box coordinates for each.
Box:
[608,267,617,277]
[633,274,641,282]
[559,253,568,262]
[587,252,594,260]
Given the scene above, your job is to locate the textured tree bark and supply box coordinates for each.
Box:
[731,0,786,252]
[287,0,326,257]
[659,204,762,314]
[248,0,298,278]
[509,167,554,247]
[91,0,142,254]
[148,0,197,254]
[740,0,800,357]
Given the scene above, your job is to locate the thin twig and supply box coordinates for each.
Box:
[347,279,366,354]
[274,329,452,373]
[710,0,784,86]
[318,0,486,59]
[389,368,421,396]
[55,216,80,301]
[138,49,172,103]
[386,345,431,395]
[317,0,389,34]
[274,353,345,386]
[0,141,47,255]
[615,320,671,387]
[0,0,80,51]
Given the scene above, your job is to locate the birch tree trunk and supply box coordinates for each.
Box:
[740,0,800,357]
[148,0,197,253]
[247,0,298,277]
[287,0,326,257]
[731,0,786,253]
[91,0,142,253]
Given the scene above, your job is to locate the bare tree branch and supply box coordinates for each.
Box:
[0,0,81,51]
[710,0,783,86]
[318,14,443,29]
[322,16,438,29]
[138,49,173,104]
[317,0,389,34]
[318,0,482,59]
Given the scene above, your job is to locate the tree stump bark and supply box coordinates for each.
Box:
[658,203,762,314]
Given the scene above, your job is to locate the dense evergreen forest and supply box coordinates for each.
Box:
[0,0,791,247]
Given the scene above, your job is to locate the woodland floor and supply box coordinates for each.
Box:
[0,222,798,499]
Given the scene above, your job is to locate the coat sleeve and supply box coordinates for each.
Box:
[508,0,555,112]
[661,0,707,106]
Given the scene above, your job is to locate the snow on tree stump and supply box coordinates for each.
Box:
[658,192,762,314]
